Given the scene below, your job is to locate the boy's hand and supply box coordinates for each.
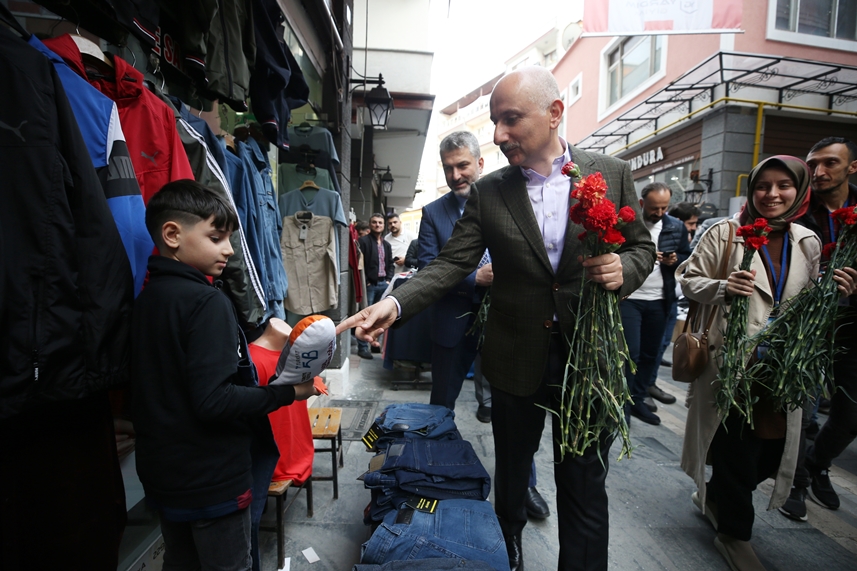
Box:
[293,379,320,401]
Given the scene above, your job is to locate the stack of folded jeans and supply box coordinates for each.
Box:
[359,404,509,571]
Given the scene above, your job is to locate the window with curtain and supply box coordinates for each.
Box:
[776,0,857,41]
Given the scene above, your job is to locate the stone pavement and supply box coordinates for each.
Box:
[257,346,857,570]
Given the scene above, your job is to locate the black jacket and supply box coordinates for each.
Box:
[358,234,394,285]
[0,24,133,419]
[131,256,296,509]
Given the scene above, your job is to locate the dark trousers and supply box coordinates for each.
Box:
[708,413,785,541]
[429,315,480,410]
[620,298,669,404]
[357,283,389,352]
[806,318,857,471]
[0,394,126,571]
[492,334,611,571]
[160,507,252,571]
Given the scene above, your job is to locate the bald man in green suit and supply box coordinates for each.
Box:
[339,67,655,571]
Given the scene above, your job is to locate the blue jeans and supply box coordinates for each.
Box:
[360,499,510,571]
[649,300,678,385]
[160,507,252,571]
[354,559,497,570]
[620,299,669,405]
[374,403,459,448]
[358,283,389,352]
[363,438,491,500]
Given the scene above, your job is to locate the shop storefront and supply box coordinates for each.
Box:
[1,1,353,569]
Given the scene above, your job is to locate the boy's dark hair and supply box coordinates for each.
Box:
[145,180,239,245]
[809,137,857,162]
[355,220,370,232]
[669,202,701,222]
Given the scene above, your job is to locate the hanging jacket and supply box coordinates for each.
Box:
[37,0,160,50]
[249,0,309,150]
[154,93,267,326]
[44,35,195,203]
[0,25,133,419]
[29,35,152,296]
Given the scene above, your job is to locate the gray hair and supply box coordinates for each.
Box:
[521,66,561,110]
[439,131,481,160]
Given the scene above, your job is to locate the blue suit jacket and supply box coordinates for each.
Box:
[418,191,480,347]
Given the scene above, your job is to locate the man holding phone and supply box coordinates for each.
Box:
[385,213,415,274]
[620,182,690,425]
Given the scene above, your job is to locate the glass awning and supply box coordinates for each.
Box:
[577,51,857,153]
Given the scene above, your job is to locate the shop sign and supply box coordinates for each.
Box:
[629,147,664,171]
[651,155,696,175]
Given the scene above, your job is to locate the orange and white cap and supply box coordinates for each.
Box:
[271,315,337,385]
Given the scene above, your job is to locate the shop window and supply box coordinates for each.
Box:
[769,0,856,50]
[633,162,695,203]
[607,36,663,106]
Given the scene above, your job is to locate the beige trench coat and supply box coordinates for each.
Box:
[677,219,820,512]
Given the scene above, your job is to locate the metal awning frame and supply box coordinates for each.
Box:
[578,51,857,153]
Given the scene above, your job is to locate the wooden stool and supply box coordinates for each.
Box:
[261,478,313,570]
[308,407,344,499]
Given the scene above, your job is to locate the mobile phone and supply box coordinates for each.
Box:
[661,251,675,257]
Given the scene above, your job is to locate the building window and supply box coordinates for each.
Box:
[776,0,857,41]
[568,74,582,108]
[544,50,558,65]
[607,36,663,106]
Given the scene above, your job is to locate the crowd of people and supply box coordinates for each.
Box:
[341,66,857,571]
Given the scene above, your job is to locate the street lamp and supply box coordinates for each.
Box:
[375,166,394,194]
[350,73,394,130]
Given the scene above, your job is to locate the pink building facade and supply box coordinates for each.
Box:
[555,0,857,215]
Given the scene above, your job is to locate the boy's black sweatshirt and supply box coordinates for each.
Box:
[131,256,295,509]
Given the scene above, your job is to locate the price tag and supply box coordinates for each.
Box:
[362,422,382,450]
[405,496,438,513]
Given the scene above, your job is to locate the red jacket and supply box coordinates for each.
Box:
[44,35,194,203]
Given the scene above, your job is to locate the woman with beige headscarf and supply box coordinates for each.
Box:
[677,155,855,571]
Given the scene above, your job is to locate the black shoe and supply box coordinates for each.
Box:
[648,384,677,404]
[525,487,550,520]
[630,401,661,425]
[805,421,820,441]
[809,467,840,510]
[644,396,658,413]
[661,358,672,367]
[370,345,381,354]
[505,533,523,571]
[778,486,808,522]
[358,349,374,360]
[476,406,492,423]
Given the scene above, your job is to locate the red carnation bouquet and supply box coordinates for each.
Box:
[550,163,636,461]
[744,204,857,411]
[715,218,771,424]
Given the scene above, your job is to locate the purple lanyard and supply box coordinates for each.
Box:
[760,231,789,306]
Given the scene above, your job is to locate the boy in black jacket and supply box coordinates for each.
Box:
[132,180,318,569]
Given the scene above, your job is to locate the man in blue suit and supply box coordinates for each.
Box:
[419,131,550,520]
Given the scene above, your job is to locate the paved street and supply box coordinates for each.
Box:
[258,344,857,570]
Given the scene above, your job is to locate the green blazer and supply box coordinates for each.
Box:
[393,146,656,396]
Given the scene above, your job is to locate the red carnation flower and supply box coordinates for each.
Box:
[745,235,770,251]
[822,242,838,260]
[753,218,769,231]
[561,161,581,178]
[603,228,625,246]
[569,202,586,224]
[618,206,636,224]
[832,206,857,226]
[736,225,754,238]
[578,231,589,242]
[572,173,608,209]
[583,199,619,233]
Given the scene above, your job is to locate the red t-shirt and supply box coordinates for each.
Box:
[249,344,314,484]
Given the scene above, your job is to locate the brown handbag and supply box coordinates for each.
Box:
[672,223,734,383]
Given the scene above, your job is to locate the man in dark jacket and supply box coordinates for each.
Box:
[620,182,690,425]
[780,137,857,522]
[356,214,394,359]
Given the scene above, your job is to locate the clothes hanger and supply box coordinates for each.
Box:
[296,211,314,221]
[299,180,320,191]
[0,3,31,39]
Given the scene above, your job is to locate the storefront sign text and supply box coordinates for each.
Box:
[629,147,664,171]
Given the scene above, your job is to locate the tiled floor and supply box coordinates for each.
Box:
[257,344,857,570]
